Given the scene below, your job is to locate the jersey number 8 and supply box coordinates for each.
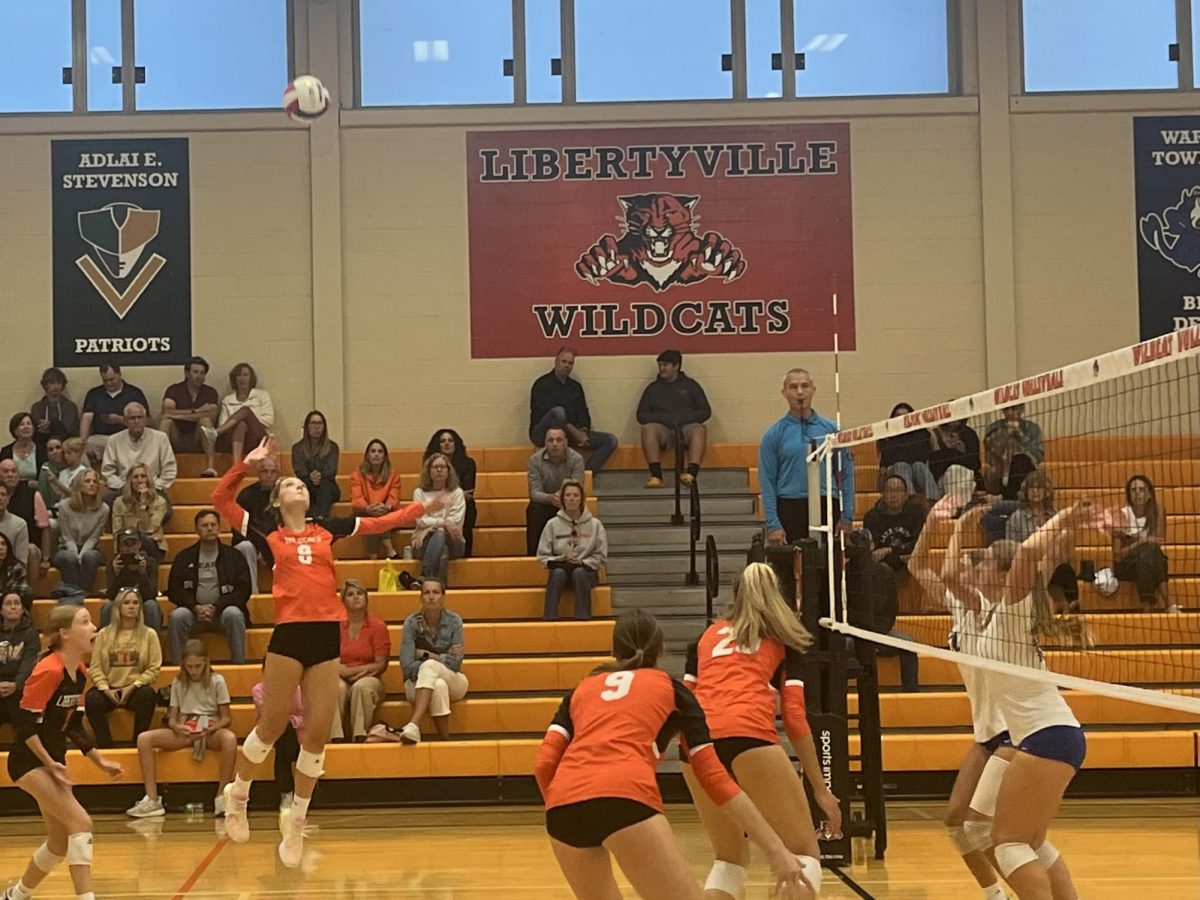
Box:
[297,544,313,565]
[600,670,635,701]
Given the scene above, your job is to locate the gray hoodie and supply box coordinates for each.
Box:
[537,507,608,571]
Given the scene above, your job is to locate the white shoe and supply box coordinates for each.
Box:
[200,425,218,444]
[278,814,306,868]
[213,793,226,817]
[222,783,250,843]
[400,722,421,745]
[126,795,165,818]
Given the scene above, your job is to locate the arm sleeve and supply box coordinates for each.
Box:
[528,457,550,506]
[15,662,59,743]
[100,441,121,490]
[255,391,275,429]
[459,459,477,494]
[778,647,812,745]
[578,385,593,432]
[691,381,713,424]
[291,444,306,478]
[80,505,107,555]
[536,518,556,564]
[682,638,699,687]
[135,630,162,687]
[442,617,465,672]
[759,428,782,532]
[386,473,404,508]
[156,438,177,490]
[111,498,129,534]
[582,521,608,570]
[350,471,366,510]
[672,679,740,806]
[212,461,251,535]
[321,445,340,481]
[570,453,584,482]
[64,710,96,757]
[534,692,574,799]
[444,490,467,527]
[15,631,38,691]
[90,633,111,690]
[347,500,428,537]
[635,386,653,425]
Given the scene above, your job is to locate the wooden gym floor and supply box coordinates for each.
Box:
[0,799,1195,898]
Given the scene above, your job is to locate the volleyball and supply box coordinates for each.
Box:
[283,75,330,122]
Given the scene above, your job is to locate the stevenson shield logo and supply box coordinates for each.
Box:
[75,202,167,319]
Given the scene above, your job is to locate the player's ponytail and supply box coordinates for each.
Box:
[726,562,813,652]
[595,609,664,673]
[41,604,82,658]
[1030,569,1087,648]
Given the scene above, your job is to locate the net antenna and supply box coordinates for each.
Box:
[810,325,1200,718]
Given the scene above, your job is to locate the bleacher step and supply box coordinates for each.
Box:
[597,493,755,519]
[593,468,748,492]
[605,522,759,550]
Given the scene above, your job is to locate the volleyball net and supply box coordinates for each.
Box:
[812,326,1200,717]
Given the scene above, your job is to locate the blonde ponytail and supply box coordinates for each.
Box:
[726,562,813,652]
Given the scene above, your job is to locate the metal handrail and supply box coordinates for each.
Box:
[686,476,701,585]
[704,535,719,623]
[670,423,684,526]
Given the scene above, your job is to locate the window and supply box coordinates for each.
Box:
[575,0,733,102]
[134,0,288,110]
[0,1,72,113]
[526,0,562,103]
[87,0,122,111]
[360,1,515,106]
[747,0,784,98]
[793,0,949,97]
[1023,0,1178,92]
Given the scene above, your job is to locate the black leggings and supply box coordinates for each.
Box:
[1114,543,1169,601]
[84,684,158,747]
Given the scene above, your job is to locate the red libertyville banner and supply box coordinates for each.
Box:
[466,124,854,358]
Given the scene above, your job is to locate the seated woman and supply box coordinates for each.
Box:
[127,639,236,818]
[397,578,466,746]
[410,454,467,588]
[1109,474,1174,612]
[983,404,1043,500]
[876,402,939,499]
[291,410,340,519]
[330,579,389,742]
[424,430,478,557]
[111,461,167,572]
[0,534,33,612]
[0,591,38,732]
[350,438,402,560]
[52,469,108,598]
[537,479,608,621]
[85,587,162,748]
[929,419,983,495]
[1,412,47,491]
[1005,471,1078,609]
[210,362,274,464]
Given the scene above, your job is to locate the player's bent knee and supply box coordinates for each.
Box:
[994,842,1039,879]
[241,726,274,764]
[296,748,325,779]
[796,855,822,895]
[32,841,65,873]
[66,832,94,867]
[946,824,979,856]
[1035,839,1060,869]
[961,819,993,853]
[704,861,746,897]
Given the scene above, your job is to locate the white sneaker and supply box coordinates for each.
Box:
[222,783,250,843]
[213,793,226,817]
[126,795,165,818]
[278,814,306,868]
[400,722,421,745]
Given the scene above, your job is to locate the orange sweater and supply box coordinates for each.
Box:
[350,469,403,511]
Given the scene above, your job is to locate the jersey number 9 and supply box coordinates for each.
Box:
[600,670,635,701]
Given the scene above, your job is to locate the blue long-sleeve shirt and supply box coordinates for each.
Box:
[759,410,855,532]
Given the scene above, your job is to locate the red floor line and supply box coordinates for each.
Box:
[170,835,229,899]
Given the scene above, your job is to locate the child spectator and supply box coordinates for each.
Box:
[84,587,161,747]
[350,439,402,560]
[36,436,65,512]
[127,639,235,818]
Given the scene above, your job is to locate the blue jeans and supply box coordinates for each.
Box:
[99,596,162,630]
[530,406,618,472]
[543,565,598,621]
[168,605,247,663]
[416,528,465,587]
[53,548,103,595]
[885,462,940,499]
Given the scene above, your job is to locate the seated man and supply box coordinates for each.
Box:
[525,428,583,556]
[100,402,177,518]
[528,347,618,472]
[79,361,149,465]
[983,403,1044,500]
[636,349,711,488]
[31,367,80,443]
[862,474,927,582]
[166,510,251,664]
[0,460,46,576]
[231,455,279,596]
[160,356,220,477]
[102,528,162,629]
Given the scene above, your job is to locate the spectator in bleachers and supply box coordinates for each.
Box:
[85,587,161,747]
[525,428,584,556]
[42,437,88,509]
[30,366,79,443]
[1005,471,1079,609]
[292,410,341,519]
[636,349,711,488]
[102,528,163,630]
[529,348,619,473]
[424,430,478,557]
[206,362,274,466]
[928,419,982,495]
[1,413,46,491]
[409,454,467,588]
[397,578,467,745]
[51,469,107,597]
[0,591,37,728]
[252,664,306,817]
[330,579,389,742]
[845,528,920,692]
[538,479,608,621]
[351,439,402,560]
[984,403,1044,500]
[112,461,168,562]
[127,639,235,818]
[862,474,927,581]
[0,536,32,612]
[80,361,149,464]
[0,459,47,575]
[876,403,940,500]
[161,356,220,478]
[167,510,252,664]
[232,455,279,596]
[101,402,177,518]
[36,436,65,512]
[1110,474,1174,613]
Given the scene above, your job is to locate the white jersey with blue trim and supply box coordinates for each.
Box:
[975,591,1079,745]
[944,589,1007,743]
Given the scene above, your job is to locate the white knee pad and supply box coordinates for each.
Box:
[241,726,274,764]
[295,748,325,779]
[962,819,994,853]
[796,855,822,894]
[968,755,1009,818]
[993,842,1038,879]
[1036,839,1060,869]
[32,841,65,873]
[704,861,747,897]
[946,824,974,855]
[66,832,93,867]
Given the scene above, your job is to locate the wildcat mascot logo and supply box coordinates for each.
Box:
[575,193,746,291]
[1140,186,1200,275]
